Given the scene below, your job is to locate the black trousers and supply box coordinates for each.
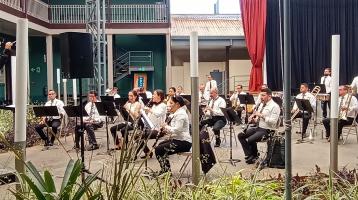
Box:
[199,116,227,138]
[35,119,61,144]
[110,122,134,145]
[294,112,311,134]
[322,117,354,138]
[155,139,192,172]
[321,99,330,118]
[75,122,102,148]
[238,127,269,158]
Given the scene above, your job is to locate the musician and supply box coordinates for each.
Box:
[0,42,14,103]
[109,87,120,99]
[35,90,65,147]
[320,68,331,118]
[204,75,217,94]
[322,85,358,141]
[165,87,176,103]
[199,88,227,147]
[110,90,141,149]
[155,95,191,175]
[199,84,209,107]
[229,84,247,124]
[138,89,167,158]
[255,84,268,106]
[238,88,280,164]
[176,86,185,95]
[291,83,316,137]
[351,76,358,98]
[74,91,105,151]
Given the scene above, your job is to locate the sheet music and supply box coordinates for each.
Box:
[140,109,155,129]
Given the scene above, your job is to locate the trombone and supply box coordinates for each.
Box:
[291,86,321,121]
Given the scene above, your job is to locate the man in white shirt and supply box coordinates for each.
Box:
[176,85,185,95]
[35,90,65,147]
[199,88,227,147]
[320,68,331,118]
[323,85,358,141]
[199,84,209,106]
[238,88,280,164]
[74,90,105,151]
[109,87,121,99]
[204,75,217,95]
[229,84,247,124]
[291,83,316,137]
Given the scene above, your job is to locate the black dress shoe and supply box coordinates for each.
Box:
[245,155,258,164]
[140,152,153,159]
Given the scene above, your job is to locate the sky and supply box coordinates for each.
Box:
[170,0,240,14]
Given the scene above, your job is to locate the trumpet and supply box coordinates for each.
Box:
[339,93,353,120]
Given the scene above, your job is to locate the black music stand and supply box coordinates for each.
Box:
[295,98,313,143]
[238,94,255,123]
[63,105,89,149]
[100,95,114,102]
[95,102,118,154]
[220,107,241,166]
[33,106,60,146]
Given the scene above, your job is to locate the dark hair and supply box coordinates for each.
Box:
[325,68,331,72]
[88,90,97,97]
[154,89,165,102]
[236,84,243,89]
[170,95,185,107]
[261,88,272,95]
[301,83,308,88]
[169,87,176,93]
[129,90,139,102]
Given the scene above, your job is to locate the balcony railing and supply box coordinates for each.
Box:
[0,0,49,22]
[0,0,21,11]
[50,5,86,24]
[110,4,168,23]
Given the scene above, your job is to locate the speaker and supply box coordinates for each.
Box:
[60,32,93,79]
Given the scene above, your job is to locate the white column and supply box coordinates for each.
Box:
[165,33,172,90]
[63,79,67,105]
[107,34,114,88]
[73,79,77,105]
[263,48,267,84]
[57,68,61,100]
[46,35,54,90]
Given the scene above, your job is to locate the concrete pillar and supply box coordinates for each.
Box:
[46,35,54,90]
[165,33,172,91]
[107,34,114,88]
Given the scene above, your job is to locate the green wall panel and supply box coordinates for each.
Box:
[114,35,166,96]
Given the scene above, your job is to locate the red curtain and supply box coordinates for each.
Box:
[239,0,267,92]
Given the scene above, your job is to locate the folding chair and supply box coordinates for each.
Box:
[177,150,192,179]
[342,113,358,144]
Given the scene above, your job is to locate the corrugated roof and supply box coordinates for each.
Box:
[171,14,244,37]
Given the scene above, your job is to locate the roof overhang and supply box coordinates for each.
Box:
[171,35,246,50]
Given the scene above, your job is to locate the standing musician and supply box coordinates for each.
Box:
[322,85,358,141]
[199,88,227,147]
[204,75,217,95]
[238,88,280,164]
[0,41,15,103]
[155,95,192,175]
[229,84,247,124]
[137,89,167,159]
[291,83,316,137]
[165,87,176,103]
[320,68,332,118]
[74,91,105,151]
[35,90,65,147]
[110,90,141,150]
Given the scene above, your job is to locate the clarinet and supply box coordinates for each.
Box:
[152,113,172,148]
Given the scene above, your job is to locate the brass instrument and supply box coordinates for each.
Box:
[339,92,353,120]
[203,98,213,119]
[291,86,321,121]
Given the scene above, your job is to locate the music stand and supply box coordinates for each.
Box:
[100,96,115,102]
[295,98,314,143]
[115,98,128,108]
[238,94,255,123]
[95,102,118,154]
[219,107,241,166]
[33,106,60,146]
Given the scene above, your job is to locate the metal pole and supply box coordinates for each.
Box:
[14,18,28,185]
[225,46,230,96]
[190,31,200,185]
[283,0,292,199]
[57,68,61,100]
[102,0,107,92]
[63,79,68,105]
[96,0,101,95]
[330,35,340,174]
[73,79,77,105]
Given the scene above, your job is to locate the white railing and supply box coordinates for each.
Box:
[0,0,21,11]
[50,5,86,24]
[27,0,49,22]
[111,4,168,23]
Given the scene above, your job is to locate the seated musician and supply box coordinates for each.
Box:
[199,88,227,147]
[35,90,65,147]
[291,83,316,137]
[155,95,192,175]
[74,90,105,151]
[238,88,280,164]
[165,87,176,103]
[255,84,268,106]
[199,84,209,117]
[229,84,247,125]
[110,90,141,149]
[323,85,358,141]
[138,89,167,159]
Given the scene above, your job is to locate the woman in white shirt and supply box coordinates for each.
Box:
[155,95,192,175]
[138,89,167,159]
[110,90,141,149]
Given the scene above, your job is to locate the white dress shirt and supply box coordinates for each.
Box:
[204,80,218,93]
[84,101,105,123]
[229,91,247,107]
[199,91,209,105]
[338,94,358,119]
[145,91,153,99]
[293,92,316,112]
[45,99,65,120]
[207,96,227,116]
[257,99,281,130]
[351,76,358,91]
[148,102,167,128]
[164,106,192,143]
[320,75,332,93]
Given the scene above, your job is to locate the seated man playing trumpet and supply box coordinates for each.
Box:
[199,88,227,147]
[238,88,280,164]
[291,83,317,137]
[323,85,358,141]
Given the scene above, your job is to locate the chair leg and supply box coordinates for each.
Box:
[343,125,354,145]
[178,155,192,179]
